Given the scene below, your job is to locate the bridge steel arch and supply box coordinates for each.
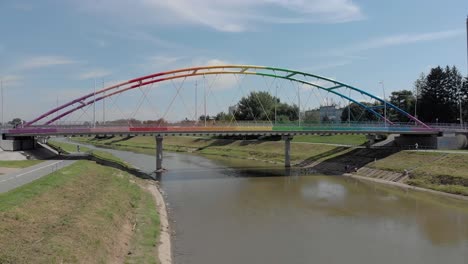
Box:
[25,65,431,129]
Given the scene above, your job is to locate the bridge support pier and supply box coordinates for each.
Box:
[283,136,293,168]
[155,136,163,171]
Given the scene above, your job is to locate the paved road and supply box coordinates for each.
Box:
[0,159,76,193]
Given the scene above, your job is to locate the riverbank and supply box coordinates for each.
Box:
[72,136,468,197]
[50,139,172,264]
[0,160,160,263]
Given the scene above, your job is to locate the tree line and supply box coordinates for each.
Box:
[341,65,468,124]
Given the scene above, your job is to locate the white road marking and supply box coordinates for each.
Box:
[0,160,66,183]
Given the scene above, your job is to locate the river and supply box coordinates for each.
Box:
[72,140,468,264]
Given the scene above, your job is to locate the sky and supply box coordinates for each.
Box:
[0,0,467,123]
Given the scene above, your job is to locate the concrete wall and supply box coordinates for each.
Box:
[394,135,438,149]
[0,135,36,151]
[395,133,468,150]
[437,134,467,149]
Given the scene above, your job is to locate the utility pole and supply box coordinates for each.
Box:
[102,79,105,124]
[195,81,198,124]
[204,79,207,127]
[348,89,351,126]
[1,78,3,128]
[93,79,96,128]
[380,81,387,126]
[297,84,301,126]
[56,96,59,126]
[275,85,278,125]
[463,15,468,128]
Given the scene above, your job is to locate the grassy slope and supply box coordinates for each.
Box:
[292,135,367,145]
[367,150,468,195]
[74,136,343,164]
[0,160,159,263]
[48,140,132,169]
[0,160,43,168]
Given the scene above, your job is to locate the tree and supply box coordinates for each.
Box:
[388,90,415,122]
[235,91,277,121]
[341,102,379,122]
[276,103,299,122]
[215,112,234,122]
[416,65,466,123]
[234,91,298,122]
[143,118,168,125]
[303,109,320,123]
[8,118,23,127]
[461,77,468,122]
[413,73,426,119]
[198,115,211,121]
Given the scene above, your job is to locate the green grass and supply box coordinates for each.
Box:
[48,140,133,169]
[48,140,92,153]
[74,136,345,165]
[292,135,367,145]
[366,150,468,196]
[0,160,159,263]
[0,160,43,168]
[368,151,442,172]
[126,188,160,264]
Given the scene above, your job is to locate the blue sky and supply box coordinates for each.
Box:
[0,0,467,123]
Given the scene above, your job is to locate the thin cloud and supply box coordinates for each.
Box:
[147,56,185,67]
[0,75,23,86]
[334,29,464,55]
[79,69,112,80]
[17,56,78,70]
[76,0,364,32]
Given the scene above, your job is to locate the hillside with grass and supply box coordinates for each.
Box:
[0,160,160,263]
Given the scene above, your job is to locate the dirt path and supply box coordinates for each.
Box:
[147,182,172,264]
[0,167,21,174]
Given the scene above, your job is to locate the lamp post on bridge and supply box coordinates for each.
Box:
[1,78,3,128]
[379,80,387,127]
[93,79,96,128]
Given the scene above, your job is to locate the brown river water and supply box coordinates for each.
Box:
[74,141,468,264]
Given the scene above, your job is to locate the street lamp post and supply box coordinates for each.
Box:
[93,79,96,128]
[1,78,3,128]
[459,81,463,128]
[380,81,387,127]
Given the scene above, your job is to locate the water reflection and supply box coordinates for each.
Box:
[71,141,468,264]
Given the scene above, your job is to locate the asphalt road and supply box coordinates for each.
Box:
[0,159,76,193]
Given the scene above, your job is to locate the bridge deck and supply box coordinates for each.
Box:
[2,125,441,137]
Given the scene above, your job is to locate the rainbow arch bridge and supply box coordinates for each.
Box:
[1,65,443,168]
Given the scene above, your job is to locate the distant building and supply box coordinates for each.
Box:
[319,105,343,123]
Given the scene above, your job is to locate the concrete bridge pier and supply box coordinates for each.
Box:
[155,136,163,171]
[282,136,293,168]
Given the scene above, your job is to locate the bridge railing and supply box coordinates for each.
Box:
[1,120,443,136]
[21,120,431,128]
